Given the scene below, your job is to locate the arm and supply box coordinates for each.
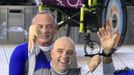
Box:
[28,25,39,75]
[97,21,119,74]
[28,25,50,75]
[9,44,28,75]
[87,55,101,72]
[28,45,51,75]
[80,55,101,75]
[97,25,118,63]
[97,20,120,63]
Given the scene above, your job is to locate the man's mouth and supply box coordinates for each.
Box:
[59,58,71,65]
[60,60,68,64]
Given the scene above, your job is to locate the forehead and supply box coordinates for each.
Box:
[53,39,75,51]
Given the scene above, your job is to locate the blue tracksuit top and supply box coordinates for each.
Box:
[9,42,50,75]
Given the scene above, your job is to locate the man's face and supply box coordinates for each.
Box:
[51,39,76,72]
[32,14,57,46]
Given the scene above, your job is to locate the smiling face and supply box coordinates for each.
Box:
[32,13,57,46]
[51,37,76,73]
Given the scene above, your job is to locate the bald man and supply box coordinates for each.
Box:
[33,36,101,75]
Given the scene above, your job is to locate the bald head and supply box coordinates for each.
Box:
[53,36,75,51]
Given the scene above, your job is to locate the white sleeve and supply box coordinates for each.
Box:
[28,45,41,75]
[80,63,92,75]
[103,62,115,75]
[28,47,36,75]
[29,45,40,55]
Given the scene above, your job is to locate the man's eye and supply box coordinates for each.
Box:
[58,50,63,53]
[67,51,74,55]
[48,25,53,28]
[39,26,43,29]
[37,25,43,29]
[47,25,53,29]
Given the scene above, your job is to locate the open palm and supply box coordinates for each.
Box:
[97,27,117,54]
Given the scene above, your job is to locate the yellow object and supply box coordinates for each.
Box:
[88,0,97,6]
[88,0,92,7]
[79,23,84,33]
[39,5,43,12]
[79,5,85,33]
[88,0,97,10]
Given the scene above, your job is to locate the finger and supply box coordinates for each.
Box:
[97,31,102,39]
[106,25,112,37]
[100,27,107,36]
[113,33,120,48]
[29,25,38,37]
[99,27,103,34]
[29,25,38,41]
[102,27,108,36]
[105,27,109,35]
[33,35,37,44]
[98,28,104,37]
[112,33,118,41]
[112,33,118,48]
[28,25,38,52]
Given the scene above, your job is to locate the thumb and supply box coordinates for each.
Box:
[30,25,38,37]
[112,33,120,48]
[28,25,37,52]
[112,33,118,41]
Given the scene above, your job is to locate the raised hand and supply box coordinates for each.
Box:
[97,21,119,54]
[28,25,38,52]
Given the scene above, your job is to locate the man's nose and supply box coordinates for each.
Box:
[62,52,69,58]
[42,26,49,32]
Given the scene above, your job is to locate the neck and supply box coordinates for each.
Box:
[39,43,53,52]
